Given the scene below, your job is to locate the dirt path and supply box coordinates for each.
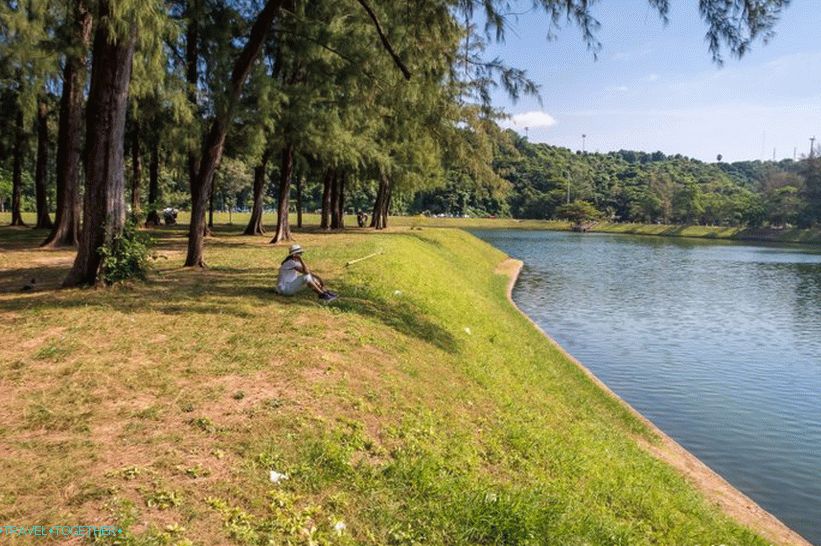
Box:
[497,257,811,546]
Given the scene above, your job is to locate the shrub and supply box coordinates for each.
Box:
[98,222,155,284]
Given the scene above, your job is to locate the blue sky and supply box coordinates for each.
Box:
[485,1,821,162]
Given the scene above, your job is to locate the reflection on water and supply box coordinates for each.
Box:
[473,230,821,545]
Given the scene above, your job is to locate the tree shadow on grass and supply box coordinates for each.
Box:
[283,279,459,354]
[0,261,459,353]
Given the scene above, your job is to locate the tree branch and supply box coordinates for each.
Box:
[356,0,411,80]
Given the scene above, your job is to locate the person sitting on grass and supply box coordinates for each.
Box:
[276,244,337,302]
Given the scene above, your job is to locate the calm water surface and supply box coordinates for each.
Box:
[473,230,821,544]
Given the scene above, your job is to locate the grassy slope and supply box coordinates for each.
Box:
[0,223,768,545]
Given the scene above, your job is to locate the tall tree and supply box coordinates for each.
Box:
[185,0,285,267]
[10,109,25,226]
[270,144,294,242]
[145,135,161,226]
[130,121,142,218]
[34,97,52,229]
[320,169,333,229]
[42,0,92,247]
[63,0,138,286]
[244,150,271,235]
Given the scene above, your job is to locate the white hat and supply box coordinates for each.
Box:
[288,244,304,256]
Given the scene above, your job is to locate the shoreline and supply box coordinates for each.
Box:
[496,257,811,546]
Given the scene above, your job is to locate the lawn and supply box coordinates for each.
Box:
[0,219,775,545]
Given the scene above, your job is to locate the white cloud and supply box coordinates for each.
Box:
[607,85,629,92]
[507,111,557,129]
[646,74,659,82]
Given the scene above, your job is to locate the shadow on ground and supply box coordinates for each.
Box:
[0,226,458,353]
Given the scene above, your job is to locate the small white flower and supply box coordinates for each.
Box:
[333,520,346,535]
[464,327,472,335]
[393,290,402,296]
[269,470,289,484]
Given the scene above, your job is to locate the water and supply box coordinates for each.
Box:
[473,229,821,544]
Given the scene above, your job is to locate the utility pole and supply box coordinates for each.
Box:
[582,134,586,153]
[810,136,816,158]
[566,171,571,204]
[524,126,529,140]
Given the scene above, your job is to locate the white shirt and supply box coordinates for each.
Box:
[278,258,301,287]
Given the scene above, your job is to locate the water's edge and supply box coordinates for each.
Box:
[497,256,811,546]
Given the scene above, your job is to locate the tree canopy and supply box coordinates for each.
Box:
[0,0,804,285]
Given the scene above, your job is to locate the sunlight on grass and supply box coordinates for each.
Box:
[0,222,768,544]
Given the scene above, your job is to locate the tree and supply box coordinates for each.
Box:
[244,151,272,235]
[63,0,145,286]
[42,0,93,247]
[145,136,161,226]
[33,98,53,229]
[185,0,285,267]
[556,200,601,225]
[10,109,26,226]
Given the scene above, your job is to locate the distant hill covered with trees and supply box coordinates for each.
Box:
[413,129,821,229]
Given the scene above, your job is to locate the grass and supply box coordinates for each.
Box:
[0,218,772,545]
[4,210,818,243]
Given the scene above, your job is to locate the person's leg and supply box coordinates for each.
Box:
[307,278,325,295]
[310,273,326,290]
[281,273,333,299]
[306,274,336,298]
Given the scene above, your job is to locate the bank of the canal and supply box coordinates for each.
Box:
[498,257,809,546]
[0,225,797,544]
[478,229,820,545]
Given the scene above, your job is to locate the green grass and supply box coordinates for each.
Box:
[4,210,818,243]
[0,221,771,545]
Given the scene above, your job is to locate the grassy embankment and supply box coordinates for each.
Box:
[0,219,778,545]
[383,215,821,244]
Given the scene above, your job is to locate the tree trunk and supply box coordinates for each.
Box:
[186,0,200,216]
[43,0,91,247]
[10,109,26,227]
[383,179,392,228]
[371,174,390,230]
[34,99,53,229]
[145,136,160,226]
[320,169,332,229]
[270,144,293,243]
[207,186,214,232]
[296,172,303,228]
[63,2,136,287]
[130,121,142,218]
[244,150,271,235]
[331,171,346,229]
[185,0,284,267]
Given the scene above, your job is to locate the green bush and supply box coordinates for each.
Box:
[98,222,155,284]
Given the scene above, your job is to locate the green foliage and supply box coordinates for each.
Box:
[98,222,155,284]
[556,200,601,224]
[418,132,818,227]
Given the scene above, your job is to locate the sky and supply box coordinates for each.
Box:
[483,1,821,163]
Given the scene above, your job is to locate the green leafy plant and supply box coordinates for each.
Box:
[98,222,155,284]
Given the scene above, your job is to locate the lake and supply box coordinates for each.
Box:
[473,229,821,545]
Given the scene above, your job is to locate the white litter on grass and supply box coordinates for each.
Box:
[393,290,402,296]
[464,327,472,335]
[269,470,289,484]
[333,520,346,535]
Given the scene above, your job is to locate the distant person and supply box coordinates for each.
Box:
[163,207,178,225]
[276,244,337,302]
[357,210,368,228]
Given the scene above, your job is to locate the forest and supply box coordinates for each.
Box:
[414,130,821,228]
[0,0,803,287]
